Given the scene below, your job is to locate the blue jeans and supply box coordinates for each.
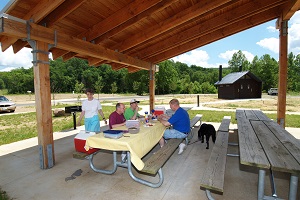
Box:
[163,129,187,139]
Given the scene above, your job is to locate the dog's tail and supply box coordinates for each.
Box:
[212,130,216,143]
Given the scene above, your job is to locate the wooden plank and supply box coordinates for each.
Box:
[236,109,245,120]
[252,110,271,121]
[141,138,183,175]
[190,114,202,127]
[73,151,89,160]
[34,41,54,169]
[244,109,259,120]
[218,116,231,132]
[277,19,288,128]
[251,120,300,174]
[200,130,229,194]
[236,111,270,169]
[263,120,300,168]
[112,0,233,52]
[1,17,152,70]
[149,66,155,112]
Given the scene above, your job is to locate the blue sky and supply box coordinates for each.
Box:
[0,0,299,71]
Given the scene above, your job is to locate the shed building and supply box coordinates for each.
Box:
[215,71,262,99]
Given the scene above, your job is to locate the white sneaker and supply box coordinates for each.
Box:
[178,143,186,155]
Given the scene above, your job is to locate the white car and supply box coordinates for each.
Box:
[268,88,278,95]
[0,96,16,113]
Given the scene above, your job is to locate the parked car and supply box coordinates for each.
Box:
[268,88,278,95]
[0,96,16,113]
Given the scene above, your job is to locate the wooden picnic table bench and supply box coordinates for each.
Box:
[200,116,231,199]
[236,109,300,200]
[75,114,203,187]
[141,114,203,175]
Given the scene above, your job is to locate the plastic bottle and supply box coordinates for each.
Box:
[151,109,156,119]
[145,111,149,123]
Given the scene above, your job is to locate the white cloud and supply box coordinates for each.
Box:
[171,49,219,68]
[0,67,16,72]
[290,11,300,24]
[256,10,300,55]
[289,12,300,55]
[0,46,33,71]
[267,26,277,33]
[219,50,254,62]
[0,46,54,72]
[256,37,279,54]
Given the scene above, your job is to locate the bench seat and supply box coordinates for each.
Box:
[141,114,202,175]
[141,138,183,175]
[200,116,231,195]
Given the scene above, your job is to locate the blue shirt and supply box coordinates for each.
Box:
[168,107,190,133]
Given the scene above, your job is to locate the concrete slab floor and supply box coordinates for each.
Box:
[0,123,299,200]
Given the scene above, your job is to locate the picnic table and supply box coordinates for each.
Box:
[85,120,170,187]
[236,109,300,200]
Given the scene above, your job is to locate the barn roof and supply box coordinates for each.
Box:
[1,0,300,72]
[215,71,262,85]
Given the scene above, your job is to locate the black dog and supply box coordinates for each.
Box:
[198,123,216,149]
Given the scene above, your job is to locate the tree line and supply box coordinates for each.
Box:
[0,51,299,95]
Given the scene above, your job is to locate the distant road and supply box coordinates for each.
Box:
[16,96,151,107]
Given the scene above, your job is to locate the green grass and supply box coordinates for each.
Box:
[1,107,299,146]
[188,110,300,128]
[0,106,116,146]
[0,188,10,200]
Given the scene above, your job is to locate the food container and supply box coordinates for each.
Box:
[128,127,140,134]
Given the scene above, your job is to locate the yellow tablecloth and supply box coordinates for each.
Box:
[85,121,166,171]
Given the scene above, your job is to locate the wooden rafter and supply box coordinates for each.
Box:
[148,6,282,63]
[1,0,65,53]
[111,0,233,53]
[132,0,287,61]
[53,0,175,62]
[282,0,300,20]
[0,17,153,70]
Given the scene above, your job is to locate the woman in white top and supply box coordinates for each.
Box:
[77,88,107,132]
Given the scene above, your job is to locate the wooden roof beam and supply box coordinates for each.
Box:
[1,0,65,53]
[62,52,77,61]
[149,7,281,63]
[127,66,141,73]
[78,0,166,42]
[13,0,86,54]
[282,0,300,20]
[62,0,175,66]
[0,17,152,70]
[111,0,233,53]
[51,48,69,60]
[133,0,286,60]
[93,0,177,44]
[0,35,18,51]
[40,0,87,27]
[88,57,104,66]
[110,63,124,71]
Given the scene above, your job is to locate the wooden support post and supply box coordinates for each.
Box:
[277,19,288,128]
[149,64,156,112]
[33,41,54,169]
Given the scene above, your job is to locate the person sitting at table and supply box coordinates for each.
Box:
[158,99,190,154]
[124,99,141,120]
[108,102,126,129]
[77,88,107,133]
[109,102,127,161]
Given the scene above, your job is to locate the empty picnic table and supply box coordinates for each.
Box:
[236,109,300,200]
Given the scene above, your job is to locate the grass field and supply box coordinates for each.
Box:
[0,93,300,146]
